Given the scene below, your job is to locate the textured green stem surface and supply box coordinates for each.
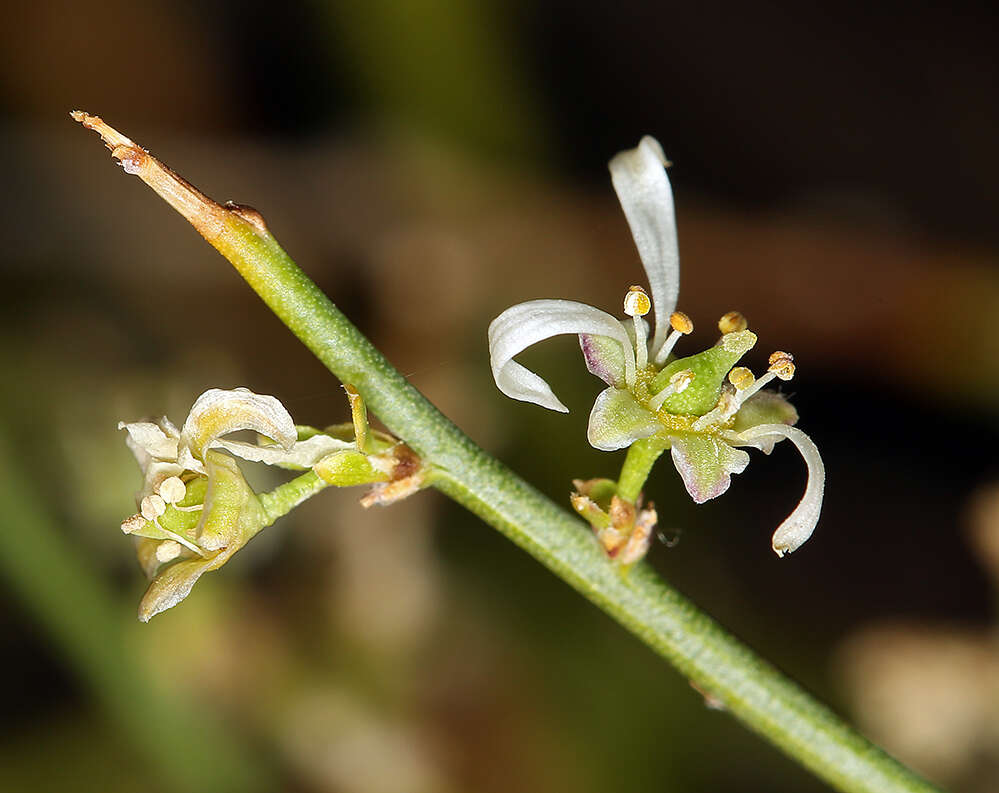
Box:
[183,217,939,793]
[259,470,329,526]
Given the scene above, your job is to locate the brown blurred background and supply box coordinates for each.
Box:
[2,2,999,791]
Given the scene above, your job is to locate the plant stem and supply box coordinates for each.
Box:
[617,435,669,503]
[183,218,942,793]
[75,116,942,793]
[259,470,329,526]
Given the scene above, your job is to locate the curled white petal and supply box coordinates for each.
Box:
[215,433,355,468]
[733,424,825,557]
[118,421,180,466]
[488,299,635,412]
[179,387,297,464]
[609,136,679,357]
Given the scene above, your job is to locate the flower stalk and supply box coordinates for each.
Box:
[75,112,940,793]
[616,435,669,504]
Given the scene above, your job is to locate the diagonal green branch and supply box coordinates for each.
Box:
[74,113,942,793]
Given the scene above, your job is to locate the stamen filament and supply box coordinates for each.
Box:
[653,311,693,366]
[692,390,739,431]
[648,369,694,412]
[732,370,777,407]
[623,348,638,389]
[624,285,651,371]
[730,351,795,410]
[654,330,682,366]
[633,314,648,369]
[151,517,207,557]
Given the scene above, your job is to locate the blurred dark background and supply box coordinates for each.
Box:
[2,2,999,791]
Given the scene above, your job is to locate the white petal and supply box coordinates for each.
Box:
[215,433,355,468]
[179,387,297,464]
[733,424,825,557]
[580,317,648,388]
[118,421,180,465]
[488,299,635,412]
[609,136,680,358]
[670,434,751,503]
[586,387,660,451]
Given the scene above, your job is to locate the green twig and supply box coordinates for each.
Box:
[74,114,942,793]
[259,470,329,526]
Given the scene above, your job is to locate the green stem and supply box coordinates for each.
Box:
[617,435,670,503]
[259,470,329,526]
[204,221,939,793]
[84,138,941,793]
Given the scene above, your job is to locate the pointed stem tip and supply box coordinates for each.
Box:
[70,110,250,247]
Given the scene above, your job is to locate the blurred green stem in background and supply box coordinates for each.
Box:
[325,0,544,158]
[74,115,942,793]
[0,431,269,793]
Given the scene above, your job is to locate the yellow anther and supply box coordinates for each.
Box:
[718,311,748,334]
[768,351,796,381]
[670,369,695,393]
[623,285,651,317]
[158,476,186,504]
[669,311,693,334]
[140,494,166,521]
[728,366,755,391]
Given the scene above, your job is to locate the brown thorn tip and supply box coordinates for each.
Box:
[70,110,137,152]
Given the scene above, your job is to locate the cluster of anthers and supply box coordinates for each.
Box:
[488,136,824,564]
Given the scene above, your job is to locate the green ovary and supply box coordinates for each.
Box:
[649,330,756,416]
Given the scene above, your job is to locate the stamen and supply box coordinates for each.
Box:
[653,311,693,366]
[623,286,651,370]
[728,367,755,391]
[155,540,184,564]
[648,369,694,412]
[623,285,651,317]
[152,519,206,556]
[730,351,796,409]
[768,351,795,381]
[718,311,748,334]
[120,514,146,535]
[692,390,739,431]
[670,311,693,335]
[141,492,206,556]
[140,494,166,521]
[157,476,186,504]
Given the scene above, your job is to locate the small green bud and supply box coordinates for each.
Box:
[313,449,391,487]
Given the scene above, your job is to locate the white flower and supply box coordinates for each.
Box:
[119,387,354,620]
[487,136,824,557]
